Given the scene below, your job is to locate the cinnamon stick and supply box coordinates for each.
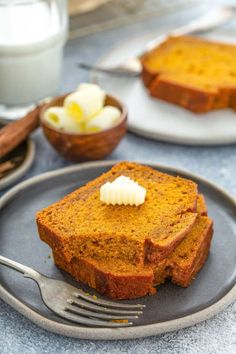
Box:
[0,105,41,159]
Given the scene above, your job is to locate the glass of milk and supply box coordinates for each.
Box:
[0,0,68,106]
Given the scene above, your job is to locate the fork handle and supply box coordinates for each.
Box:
[0,255,40,280]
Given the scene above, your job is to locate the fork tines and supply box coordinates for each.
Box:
[62,290,145,327]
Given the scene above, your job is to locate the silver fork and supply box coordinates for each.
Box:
[78,5,236,77]
[0,255,145,327]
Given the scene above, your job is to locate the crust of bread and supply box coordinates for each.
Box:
[53,251,156,299]
[147,76,235,113]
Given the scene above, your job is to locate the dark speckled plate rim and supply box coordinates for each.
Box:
[0,139,35,191]
[0,160,235,340]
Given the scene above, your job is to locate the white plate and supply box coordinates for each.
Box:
[93,28,236,145]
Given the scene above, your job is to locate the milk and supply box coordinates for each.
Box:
[0,0,68,105]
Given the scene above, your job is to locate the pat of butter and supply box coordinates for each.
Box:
[86,106,121,132]
[44,107,83,133]
[100,175,146,206]
[64,84,105,122]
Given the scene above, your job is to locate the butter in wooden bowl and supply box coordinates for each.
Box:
[44,84,122,133]
[40,83,127,161]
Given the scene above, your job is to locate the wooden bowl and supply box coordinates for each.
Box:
[40,93,127,161]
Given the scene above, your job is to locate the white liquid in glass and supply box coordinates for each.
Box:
[0,0,68,105]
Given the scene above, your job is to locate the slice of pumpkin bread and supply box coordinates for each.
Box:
[154,193,213,287]
[153,214,213,287]
[52,195,212,299]
[141,35,236,113]
[37,162,198,267]
[52,252,156,299]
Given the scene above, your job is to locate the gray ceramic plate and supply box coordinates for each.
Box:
[0,161,235,340]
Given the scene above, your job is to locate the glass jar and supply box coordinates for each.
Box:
[0,0,68,105]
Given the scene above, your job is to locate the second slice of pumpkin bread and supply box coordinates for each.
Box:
[37,162,198,266]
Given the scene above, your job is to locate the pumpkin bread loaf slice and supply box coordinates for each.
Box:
[141,35,236,113]
[153,215,213,287]
[52,252,156,299]
[154,193,213,287]
[52,195,213,299]
[37,162,198,267]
